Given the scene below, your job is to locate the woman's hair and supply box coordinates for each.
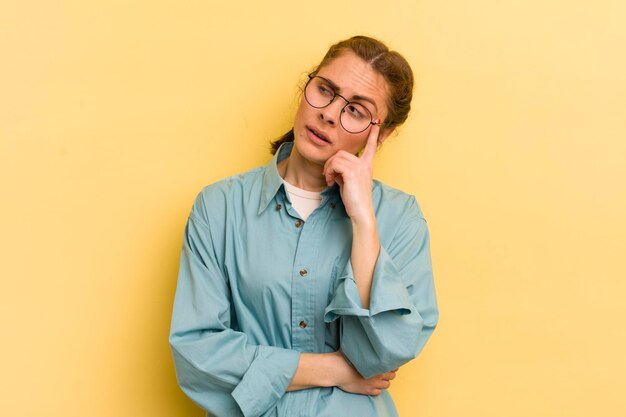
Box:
[270,35,414,155]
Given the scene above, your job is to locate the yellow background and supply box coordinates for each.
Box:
[1,1,625,416]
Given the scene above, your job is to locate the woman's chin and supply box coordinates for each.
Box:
[293,139,330,167]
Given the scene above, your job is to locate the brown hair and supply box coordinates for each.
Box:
[270,35,414,154]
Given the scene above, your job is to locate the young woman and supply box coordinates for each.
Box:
[169,35,439,417]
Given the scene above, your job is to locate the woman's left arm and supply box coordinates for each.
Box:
[324,207,439,379]
[323,127,439,379]
[323,127,383,310]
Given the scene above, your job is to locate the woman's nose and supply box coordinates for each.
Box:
[319,98,344,126]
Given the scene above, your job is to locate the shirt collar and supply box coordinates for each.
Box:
[258,142,291,214]
[258,141,339,214]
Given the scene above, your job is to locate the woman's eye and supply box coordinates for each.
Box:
[346,104,365,119]
[318,85,333,96]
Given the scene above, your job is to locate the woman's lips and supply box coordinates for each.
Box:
[306,126,331,144]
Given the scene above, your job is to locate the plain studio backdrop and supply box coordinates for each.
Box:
[1,1,625,416]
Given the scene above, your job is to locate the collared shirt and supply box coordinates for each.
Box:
[169,141,439,417]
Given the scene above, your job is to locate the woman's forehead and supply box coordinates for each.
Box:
[316,53,389,114]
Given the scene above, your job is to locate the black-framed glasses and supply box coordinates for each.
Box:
[304,74,382,134]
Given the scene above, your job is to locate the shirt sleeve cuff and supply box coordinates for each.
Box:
[231,345,300,417]
[324,246,413,323]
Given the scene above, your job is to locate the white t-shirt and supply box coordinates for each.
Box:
[282,180,323,221]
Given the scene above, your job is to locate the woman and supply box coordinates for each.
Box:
[169,35,439,417]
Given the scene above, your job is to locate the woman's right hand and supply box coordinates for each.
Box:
[331,351,398,396]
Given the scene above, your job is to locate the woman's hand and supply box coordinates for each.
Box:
[287,351,397,394]
[331,351,398,396]
[323,125,380,224]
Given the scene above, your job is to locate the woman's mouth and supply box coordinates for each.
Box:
[306,126,331,144]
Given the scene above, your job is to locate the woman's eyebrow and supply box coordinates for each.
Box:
[323,77,378,112]
[352,94,378,112]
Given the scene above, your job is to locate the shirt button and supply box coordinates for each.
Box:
[299,320,308,329]
[330,202,336,209]
[295,220,303,228]
[299,268,308,277]
[275,203,282,211]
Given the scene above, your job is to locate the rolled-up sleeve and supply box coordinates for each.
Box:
[169,195,300,417]
[323,198,439,378]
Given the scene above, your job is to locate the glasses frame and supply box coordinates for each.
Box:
[304,74,382,134]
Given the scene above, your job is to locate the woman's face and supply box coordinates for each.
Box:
[292,51,391,166]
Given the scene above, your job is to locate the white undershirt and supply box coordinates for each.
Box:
[282,180,323,221]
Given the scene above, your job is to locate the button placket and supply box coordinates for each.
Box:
[290,214,318,351]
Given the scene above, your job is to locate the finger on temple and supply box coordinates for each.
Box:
[360,124,380,162]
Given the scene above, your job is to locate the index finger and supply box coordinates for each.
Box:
[359,121,381,163]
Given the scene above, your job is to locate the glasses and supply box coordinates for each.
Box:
[304,74,382,134]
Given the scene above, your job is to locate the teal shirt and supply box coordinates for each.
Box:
[169,142,439,417]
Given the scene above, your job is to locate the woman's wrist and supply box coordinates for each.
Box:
[324,351,349,387]
[287,352,344,391]
[350,209,376,229]
[322,351,353,387]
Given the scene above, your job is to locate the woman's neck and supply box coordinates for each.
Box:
[278,146,327,192]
